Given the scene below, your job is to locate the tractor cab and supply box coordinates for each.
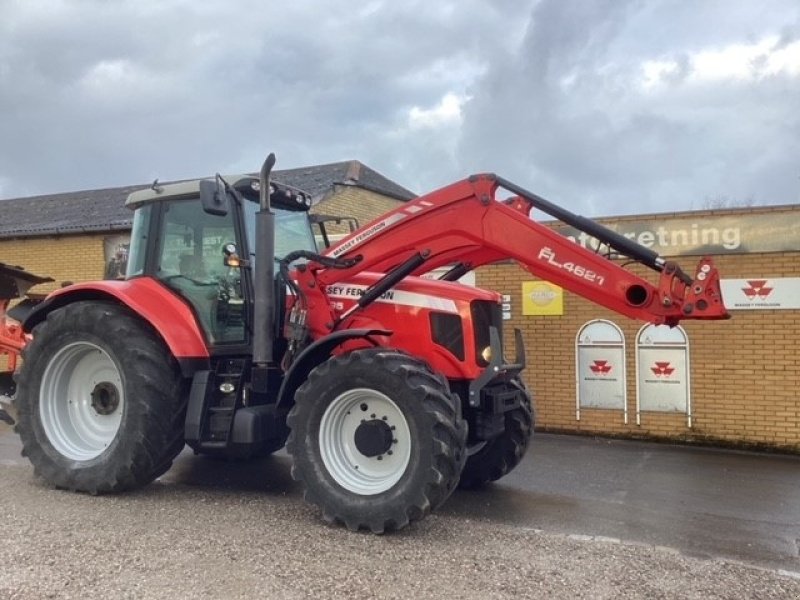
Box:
[125,176,316,347]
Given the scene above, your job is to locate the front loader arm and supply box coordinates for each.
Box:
[309,174,728,327]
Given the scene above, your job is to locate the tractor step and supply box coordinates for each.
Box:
[184,361,287,457]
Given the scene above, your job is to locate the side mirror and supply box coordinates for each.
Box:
[200,179,229,216]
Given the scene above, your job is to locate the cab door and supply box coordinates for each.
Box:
[154,198,247,345]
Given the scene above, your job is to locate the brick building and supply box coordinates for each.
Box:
[477,203,800,451]
[1,167,798,450]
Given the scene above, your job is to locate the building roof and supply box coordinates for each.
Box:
[269,160,416,203]
[0,160,416,240]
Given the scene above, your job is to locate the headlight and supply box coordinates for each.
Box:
[481,346,493,364]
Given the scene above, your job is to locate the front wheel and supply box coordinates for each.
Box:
[286,349,467,533]
[458,379,533,489]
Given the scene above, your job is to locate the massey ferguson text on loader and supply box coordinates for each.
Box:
[13,155,729,532]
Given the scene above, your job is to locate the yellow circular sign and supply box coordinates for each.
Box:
[529,282,558,306]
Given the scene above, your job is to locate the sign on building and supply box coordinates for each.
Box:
[636,324,691,427]
[554,212,800,256]
[576,320,627,423]
[720,278,800,310]
[522,281,563,316]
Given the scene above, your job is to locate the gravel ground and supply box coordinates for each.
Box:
[3,460,799,600]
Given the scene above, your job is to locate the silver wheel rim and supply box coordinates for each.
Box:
[40,342,124,461]
[319,388,411,495]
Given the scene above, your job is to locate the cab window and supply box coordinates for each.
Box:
[155,199,245,344]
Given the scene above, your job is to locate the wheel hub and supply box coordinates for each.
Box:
[39,342,125,461]
[354,419,393,457]
[90,382,120,416]
[318,388,411,495]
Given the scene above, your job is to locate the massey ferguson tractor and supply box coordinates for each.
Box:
[12,155,729,532]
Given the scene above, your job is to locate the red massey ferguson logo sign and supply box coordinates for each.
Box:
[651,361,675,377]
[742,280,773,299]
[589,360,612,375]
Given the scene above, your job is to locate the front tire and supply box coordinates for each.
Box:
[286,348,467,533]
[458,379,533,489]
[15,301,187,493]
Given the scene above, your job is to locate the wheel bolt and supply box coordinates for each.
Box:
[387,450,393,455]
[377,455,383,461]
[360,403,368,411]
[370,413,376,418]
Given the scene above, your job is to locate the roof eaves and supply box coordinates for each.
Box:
[0,222,132,240]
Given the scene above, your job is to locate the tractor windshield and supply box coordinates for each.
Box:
[241,198,317,265]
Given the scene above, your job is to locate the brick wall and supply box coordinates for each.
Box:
[0,234,107,295]
[476,209,800,451]
[0,234,107,371]
[311,185,404,236]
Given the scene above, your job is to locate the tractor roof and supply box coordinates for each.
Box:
[125,175,314,212]
[126,175,254,207]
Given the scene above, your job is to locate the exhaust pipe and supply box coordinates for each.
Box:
[252,153,277,368]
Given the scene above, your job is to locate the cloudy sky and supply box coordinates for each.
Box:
[1,0,799,215]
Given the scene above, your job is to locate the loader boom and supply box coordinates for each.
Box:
[294,174,727,338]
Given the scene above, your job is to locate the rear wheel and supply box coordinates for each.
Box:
[459,379,533,489]
[15,301,187,493]
[286,348,467,533]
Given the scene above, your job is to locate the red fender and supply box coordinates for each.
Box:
[24,278,209,360]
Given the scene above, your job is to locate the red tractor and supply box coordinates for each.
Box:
[12,155,729,532]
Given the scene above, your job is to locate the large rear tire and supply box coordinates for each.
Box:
[286,348,467,533]
[458,378,533,489]
[15,301,187,493]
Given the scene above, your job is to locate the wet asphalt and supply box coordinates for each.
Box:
[445,434,800,571]
[2,426,799,598]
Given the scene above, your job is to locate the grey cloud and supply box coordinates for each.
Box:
[1,0,521,197]
[456,0,800,215]
[1,0,798,216]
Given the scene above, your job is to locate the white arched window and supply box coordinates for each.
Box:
[575,320,627,423]
[635,324,691,427]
